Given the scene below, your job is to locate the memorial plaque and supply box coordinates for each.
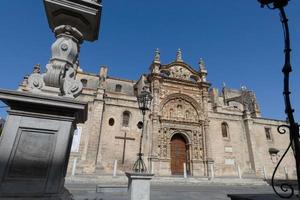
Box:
[7,129,55,179]
[225,146,233,153]
[225,158,235,165]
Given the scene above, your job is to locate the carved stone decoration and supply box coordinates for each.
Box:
[154,48,161,64]
[28,64,44,93]
[62,67,83,98]
[191,130,204,160]
[28,73,44,93]
[198,58,207,82]
[44,25,83,91]
[162,128,168,158]
[28,25,84,98]
[161,98,199,122]
[152,65,160,75]
[169,66,192,81]
[157,128,169,158]
[176,48,183,62]
[26,0,102,98]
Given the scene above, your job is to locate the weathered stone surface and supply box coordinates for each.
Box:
[0,89,87,199]
[126,172,154,200]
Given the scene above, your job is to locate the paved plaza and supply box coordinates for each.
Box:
[67,182,286,200]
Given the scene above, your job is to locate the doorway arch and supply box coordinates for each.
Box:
[170,133,189,175]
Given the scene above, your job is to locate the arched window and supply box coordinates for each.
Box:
[122,111,130,127]
[115,84,122,92]
[221,122,229,138]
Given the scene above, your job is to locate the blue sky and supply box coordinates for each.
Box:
[0,1,300,121]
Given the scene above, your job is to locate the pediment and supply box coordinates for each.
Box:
[160,62,200,82]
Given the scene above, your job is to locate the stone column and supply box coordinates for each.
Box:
[0,89,87,199]
[149,76,161,174]
[243,110,259,174]
[199,83,213,177]
[204,118,214,177]
[126,172,154,200]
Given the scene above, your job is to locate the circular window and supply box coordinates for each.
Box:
[137,121,143,129]
[108,118,115,126]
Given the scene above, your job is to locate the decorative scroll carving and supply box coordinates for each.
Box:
[28,25,84,98]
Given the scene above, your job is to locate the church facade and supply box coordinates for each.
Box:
[20,49,296,179]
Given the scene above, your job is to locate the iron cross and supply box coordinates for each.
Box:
[115,132,135,164]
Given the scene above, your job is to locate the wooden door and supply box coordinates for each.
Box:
[171,134,187,175]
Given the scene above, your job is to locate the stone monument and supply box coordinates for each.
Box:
[126,172,154,200]
[0,0,102,199]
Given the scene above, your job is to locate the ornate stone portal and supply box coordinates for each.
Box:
[147,52,210,176]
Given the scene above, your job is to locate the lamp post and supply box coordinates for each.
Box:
[133,90,153,173]
[258,0,300,198]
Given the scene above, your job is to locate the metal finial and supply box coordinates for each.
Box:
[176,48,183,62]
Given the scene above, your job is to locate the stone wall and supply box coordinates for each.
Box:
[25,63,295,180]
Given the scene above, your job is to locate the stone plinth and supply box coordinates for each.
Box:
[125,172,154,200]
[0,89,87,199]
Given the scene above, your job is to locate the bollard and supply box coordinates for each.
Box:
[284,166,289,180]
[71,158,77,176]
[263,166,267,180]
[183,163,187,179]
[237,165,242,179]
[210,164,215,180]
[113,160,117,177]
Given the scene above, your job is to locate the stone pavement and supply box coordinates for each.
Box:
[65,175,291,200]
[66,175,267,186]
[66,183,287,200]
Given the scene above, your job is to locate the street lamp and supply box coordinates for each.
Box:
[133,90,153,173]
[257,0,300,198]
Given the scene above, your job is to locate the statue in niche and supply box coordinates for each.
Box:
[185,110,190,119]
[162,145,167,157]
[177,104,183,118]
[169,108,174,118]
[194,148,199,159]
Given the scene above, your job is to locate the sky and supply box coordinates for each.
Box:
[0,1,300,121]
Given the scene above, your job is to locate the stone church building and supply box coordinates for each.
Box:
[19,49,295,179]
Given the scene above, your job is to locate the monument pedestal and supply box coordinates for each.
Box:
[0,89,87,199]
[125,172,154,200]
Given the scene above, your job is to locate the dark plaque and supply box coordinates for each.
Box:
[7,129,54,179]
